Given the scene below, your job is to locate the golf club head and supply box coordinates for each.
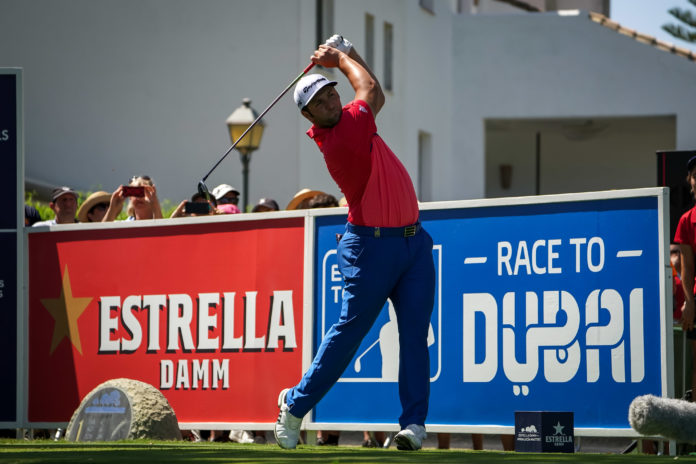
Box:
[198,181,211,202]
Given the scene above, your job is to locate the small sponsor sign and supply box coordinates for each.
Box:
[66,387,132,441]
[515,411,574,452]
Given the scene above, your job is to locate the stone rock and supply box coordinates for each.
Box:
[66,378,181,441]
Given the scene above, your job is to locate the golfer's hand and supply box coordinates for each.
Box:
[325,34,352,54]
[311,44,342,68]
[683,299,695,332]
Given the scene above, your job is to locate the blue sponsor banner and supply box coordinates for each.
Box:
[311,192,667,431]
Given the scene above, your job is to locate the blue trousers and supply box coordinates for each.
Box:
[287,222,436,428]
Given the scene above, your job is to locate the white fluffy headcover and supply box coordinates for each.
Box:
[629,394,696,443]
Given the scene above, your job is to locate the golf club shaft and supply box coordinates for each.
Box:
[201,62,315,183]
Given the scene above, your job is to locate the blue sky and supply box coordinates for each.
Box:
[610,0,696,53]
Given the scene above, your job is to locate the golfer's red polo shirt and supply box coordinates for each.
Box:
[307,100,418,227]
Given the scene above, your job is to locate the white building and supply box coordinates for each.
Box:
[1,0,694,207]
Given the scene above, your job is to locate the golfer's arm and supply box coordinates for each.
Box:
[338,51,385,115]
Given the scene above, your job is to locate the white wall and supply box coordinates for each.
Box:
[3,2,695,207]
[1,0,455,208]
[403,2,455,202]
[452,11,696,200]
[0,0,309,207]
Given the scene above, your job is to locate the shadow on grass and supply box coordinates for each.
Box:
[1,441,694,464]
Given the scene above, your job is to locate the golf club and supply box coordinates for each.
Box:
[198,62,316,201]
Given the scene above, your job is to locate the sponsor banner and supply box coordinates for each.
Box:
[27,218,304,424]
[312,193,667,430]
[0,71,18,424]
[515,411,574,453]
[0,232,17,422]
[0,73,17,230]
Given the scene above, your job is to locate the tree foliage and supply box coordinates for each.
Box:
[663,0,696,43]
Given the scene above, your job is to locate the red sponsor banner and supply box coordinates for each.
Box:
[28,218,304,424]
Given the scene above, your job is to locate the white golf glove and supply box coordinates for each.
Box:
[324,34,353,54]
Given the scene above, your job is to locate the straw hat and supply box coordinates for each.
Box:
[286,188,325,210]
[77,191,111,222]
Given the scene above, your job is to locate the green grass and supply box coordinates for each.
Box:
[1,440,695,464]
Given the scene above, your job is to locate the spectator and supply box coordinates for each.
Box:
[435,433,514,451]
[286,188,326,210]
[216,203,241,215]
[251,198,280,213]
[170,192,217,218]
[675,155,696,404]
[103,175,163,221]
[362,431,386,448]
[33,186,78,226]
[25,205,41,226]
[77,191,111,223]
[672,243,685,322]
[210,184,241,214]
[212,184,240,207]
[308,193,339,208]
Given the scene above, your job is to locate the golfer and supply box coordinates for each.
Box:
[275,35,436,451]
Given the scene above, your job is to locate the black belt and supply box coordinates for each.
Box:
[346,222,421,238]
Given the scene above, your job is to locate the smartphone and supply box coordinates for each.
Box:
[184,201,211,215]
[122,185,145,197]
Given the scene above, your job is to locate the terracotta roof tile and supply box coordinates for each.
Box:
[589,11,696,62]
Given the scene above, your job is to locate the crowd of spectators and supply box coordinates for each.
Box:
[26,181,351,227]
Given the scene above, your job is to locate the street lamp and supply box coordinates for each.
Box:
[226,98,265,212]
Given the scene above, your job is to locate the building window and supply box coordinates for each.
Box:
[383,22,393,91]
[316,0,334,50]
[418,131,433,201]
[419,0,435,14]
[365,13,375,69]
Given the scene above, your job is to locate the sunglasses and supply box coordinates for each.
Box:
[217,196,239,205]
[129,175,152,183]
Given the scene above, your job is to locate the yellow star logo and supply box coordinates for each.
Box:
[41,266,92,355]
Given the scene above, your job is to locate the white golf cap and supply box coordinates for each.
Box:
[293,74,337,110]
[212,183,240,200]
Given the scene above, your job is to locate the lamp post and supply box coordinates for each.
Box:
[226,98,265,212]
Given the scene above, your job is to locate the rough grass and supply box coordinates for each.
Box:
[1,440,696,464]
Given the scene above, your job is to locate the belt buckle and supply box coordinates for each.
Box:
[404,225,416,237]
